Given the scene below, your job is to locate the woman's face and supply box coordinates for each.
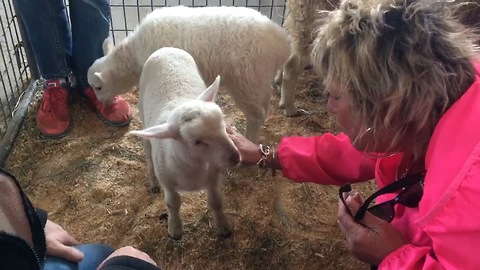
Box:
[327,86,396,153]
[327,87,358,137]
[326,87,371,151]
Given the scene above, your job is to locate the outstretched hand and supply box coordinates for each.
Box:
[226,125,261,166]
[45,220,84,262]
[337,192,408,266]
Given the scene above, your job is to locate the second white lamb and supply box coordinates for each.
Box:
[130,47,240,239]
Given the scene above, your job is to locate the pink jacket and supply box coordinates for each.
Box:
[277,63,480,269]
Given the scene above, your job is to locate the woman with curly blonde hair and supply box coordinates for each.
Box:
[229,0,480,268]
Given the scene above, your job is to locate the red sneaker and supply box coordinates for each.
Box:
[83,87,132,126]
[36,79,71,138]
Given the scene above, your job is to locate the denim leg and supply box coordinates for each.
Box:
[76,243,115,270]
[43,243,115,270]
[69,0,111,92]
[14,0,72,80]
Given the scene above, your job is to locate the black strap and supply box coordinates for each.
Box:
[354,170,426,221]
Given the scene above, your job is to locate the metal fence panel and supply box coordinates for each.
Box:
[0,0,31,139]
[108,0,287,43]
[0,0,37,167]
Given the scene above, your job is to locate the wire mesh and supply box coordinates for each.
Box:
[0,0,31,139]
[108,0,287,43]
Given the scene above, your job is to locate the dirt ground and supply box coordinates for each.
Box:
[5,70,377,270]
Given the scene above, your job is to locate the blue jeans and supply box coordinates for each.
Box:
[43,243,115,270]
[15,0,111,91]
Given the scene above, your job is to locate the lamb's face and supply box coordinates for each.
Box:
[87,57,128,105]
[179,105,240,168]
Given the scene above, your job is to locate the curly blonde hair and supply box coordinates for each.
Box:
[312,0,479,158]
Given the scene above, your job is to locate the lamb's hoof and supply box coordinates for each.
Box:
[280,103,309,117]
[217,229,232,239]
[287,109,311,117]
[168,220,183,240]
[149,186,160,193]
[168,234,182,241]
[272,85,281,95]
[158,213,168,221]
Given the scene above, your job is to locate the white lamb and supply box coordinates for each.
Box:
[130,47,240,239]
[88,6,291,142]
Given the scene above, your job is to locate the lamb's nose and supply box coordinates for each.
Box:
[229,152,240,165]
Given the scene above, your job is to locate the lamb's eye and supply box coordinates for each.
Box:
[94,86,102,91]
[193,140,208,147]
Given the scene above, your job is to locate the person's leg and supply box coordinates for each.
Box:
[43,243,114,270]
[14,0,72,138]
[77,243,115,270]
[69,0,132,126]
[69,0,109,92]
[14,0,72,81]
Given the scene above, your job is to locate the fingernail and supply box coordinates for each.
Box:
[346,192,357,202]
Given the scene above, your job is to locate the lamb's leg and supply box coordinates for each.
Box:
[164,188,183,240]
[206,172,231,238]
[246,100,271,143]
[240,84,272,143]
[227,81,270,142]
[261,86,272,118]
[143,139,160,193]
[273,68,283,93]
[280,53,310,117]
[232,101,265,143]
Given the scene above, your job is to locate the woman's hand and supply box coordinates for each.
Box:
[97,246,157,270]
[45,220,84,262]
[226,126,261,166]
[337,193,408,266]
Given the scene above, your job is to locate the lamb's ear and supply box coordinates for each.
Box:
[129,123,177,139]
[102,37,115,55]
[94,71,110,84]
[198,75,221,102]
